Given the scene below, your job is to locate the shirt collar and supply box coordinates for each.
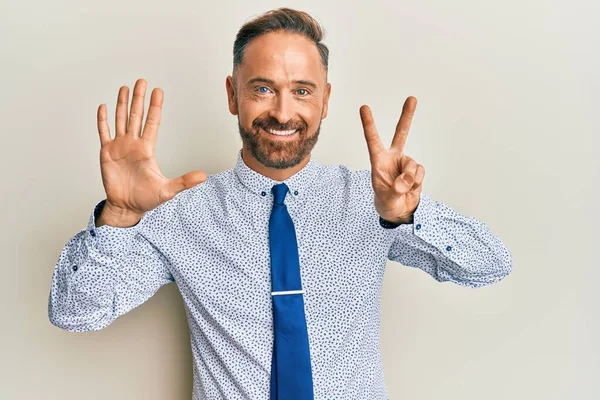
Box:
[233,148,319,202]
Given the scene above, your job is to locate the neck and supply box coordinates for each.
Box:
[241,147,310,182]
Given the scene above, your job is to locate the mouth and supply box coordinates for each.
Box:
[261,127,299,140]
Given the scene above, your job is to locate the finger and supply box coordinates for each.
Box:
[141,88,164,143]
[392,174,413,195]
[166,170,208,199]
[412,164,425,190]
[97,104,111,145]
[115,86,129,137]
[391,96,417,152]
[397,157,418,190]
[127,78,147,137]
[359,105,384,159]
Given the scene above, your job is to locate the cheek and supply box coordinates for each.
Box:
[238,102,263,127]
[303,106,324,128]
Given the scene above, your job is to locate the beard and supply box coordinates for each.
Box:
[238,112,322,169]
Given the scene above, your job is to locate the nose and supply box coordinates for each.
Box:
[268,92,294,125]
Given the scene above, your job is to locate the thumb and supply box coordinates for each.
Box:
[166,170,208,199]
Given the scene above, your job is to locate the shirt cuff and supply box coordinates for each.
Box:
[409,192,435,234]
[378,192,434,230]
[86,199,143,256]
[410,192,458,259]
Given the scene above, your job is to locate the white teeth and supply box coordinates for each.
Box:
[267,128,297,136]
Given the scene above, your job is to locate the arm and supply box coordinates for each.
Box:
[359,98,511,287]
[48,199,174,332]
[48,79,206,332]
[382,192,512,288]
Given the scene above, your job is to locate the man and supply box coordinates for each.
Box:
[48,7,512,400]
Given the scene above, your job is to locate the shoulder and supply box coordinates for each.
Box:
[312,162,375,210]
[312,161,371,187]
[321,163,373,194]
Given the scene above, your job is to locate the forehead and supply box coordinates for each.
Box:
[238,31,325,84]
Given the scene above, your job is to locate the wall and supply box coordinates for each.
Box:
[1,0,598,398]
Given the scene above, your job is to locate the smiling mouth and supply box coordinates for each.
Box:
[261,127,299,138]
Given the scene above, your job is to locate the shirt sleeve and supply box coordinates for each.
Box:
[48,199,175,332]
[384,192,512,288]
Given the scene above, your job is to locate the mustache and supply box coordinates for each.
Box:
[253,118,306,132]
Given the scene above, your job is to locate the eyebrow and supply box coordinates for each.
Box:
[245,76,318,90]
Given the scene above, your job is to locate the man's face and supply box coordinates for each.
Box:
[226,31,331,169]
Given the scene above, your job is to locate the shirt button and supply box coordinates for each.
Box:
[89,229,96,237]
[72,265,78,271]
[261,191,266,196]
[446,245,452,251]
[416,224,421,230]
[294,190,298,195]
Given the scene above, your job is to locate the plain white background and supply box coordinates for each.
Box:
[1,0,598,398]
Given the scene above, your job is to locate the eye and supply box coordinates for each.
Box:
[258,86,270,93]
[296,88,309,96]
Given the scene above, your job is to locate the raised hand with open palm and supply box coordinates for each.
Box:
[96,78,207,227]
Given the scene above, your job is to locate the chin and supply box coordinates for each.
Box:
[254,149,305,169]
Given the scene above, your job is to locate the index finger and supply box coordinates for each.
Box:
[360,105,384,159]
[141,88,164,143]
[391,96,417,152]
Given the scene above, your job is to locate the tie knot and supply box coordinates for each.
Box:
[271,183,289,205]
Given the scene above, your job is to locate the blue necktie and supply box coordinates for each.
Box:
[269,183,314,400]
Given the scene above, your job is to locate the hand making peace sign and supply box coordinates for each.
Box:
[360,96,425,224]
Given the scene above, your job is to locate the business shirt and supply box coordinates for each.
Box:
[48,148,512,399]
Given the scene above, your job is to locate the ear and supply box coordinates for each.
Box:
[226,76,238,115]
[322,82,332,119]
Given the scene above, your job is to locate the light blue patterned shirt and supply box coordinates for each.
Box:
[48,149,512,399]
